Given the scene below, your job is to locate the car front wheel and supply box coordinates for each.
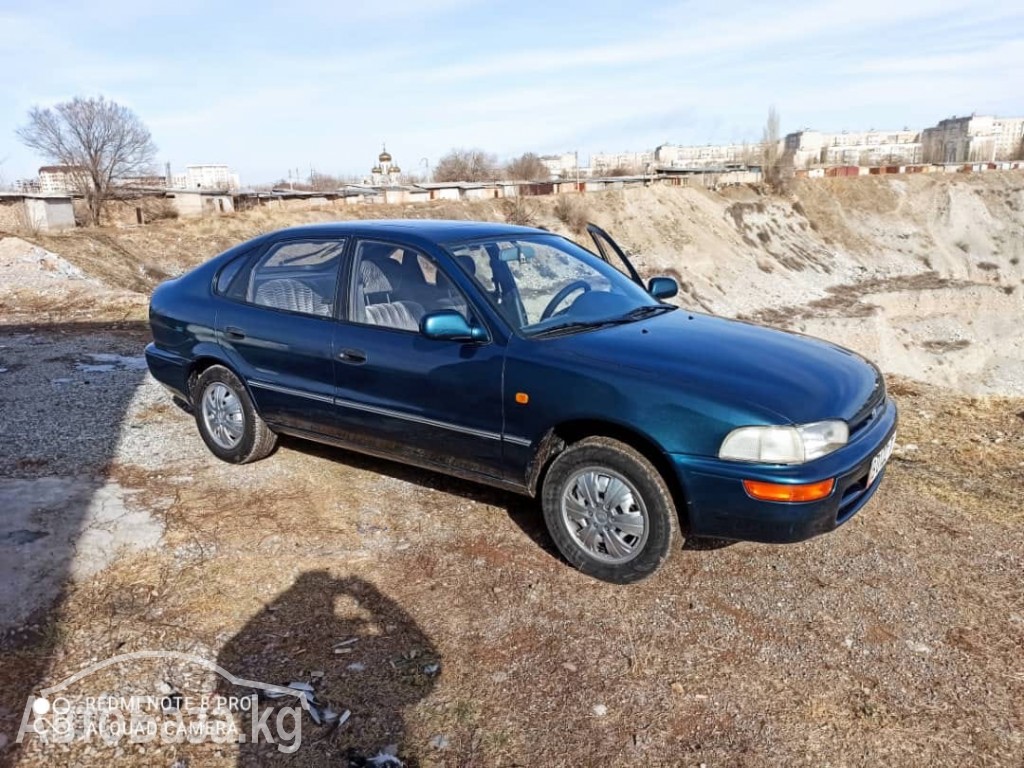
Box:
[194,365,277,464]
[541,437,676,584]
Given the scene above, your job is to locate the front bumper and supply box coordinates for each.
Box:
[671,397,898,543]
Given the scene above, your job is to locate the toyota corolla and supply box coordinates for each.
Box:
[146,220,897,583]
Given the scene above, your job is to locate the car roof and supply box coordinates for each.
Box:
[264,219,550,248]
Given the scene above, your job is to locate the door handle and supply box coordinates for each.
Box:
[338,348,367,364]
[224,326,246,340]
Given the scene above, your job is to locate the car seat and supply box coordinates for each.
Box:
[356,260,424,331]
[254,278,332,316]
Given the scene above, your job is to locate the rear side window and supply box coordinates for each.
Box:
[214,247,256,296]
[227,239,346,317]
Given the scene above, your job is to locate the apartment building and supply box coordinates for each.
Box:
[540,153,579,179]
[922,115,1024,163]
[172,164,241,191]
[590,150,653,175]
[38,166,91,194]
[784,130,922,168]
[655,142,763,167]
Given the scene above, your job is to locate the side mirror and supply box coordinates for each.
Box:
[420,310,488,342]
[647,276,678,300]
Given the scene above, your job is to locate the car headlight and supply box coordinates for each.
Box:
[719,420,849,464]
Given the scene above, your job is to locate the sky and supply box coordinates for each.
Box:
[0,0,1022,185]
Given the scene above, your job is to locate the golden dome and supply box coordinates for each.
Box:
[390,165,401,174]
[379,150,392,163]
[371,165,382,174]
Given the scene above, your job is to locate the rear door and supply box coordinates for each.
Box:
[586,223,645,286]
[216,237,346,436]
[331,240,507,480]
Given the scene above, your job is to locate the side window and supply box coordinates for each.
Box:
[214,247,256,296]
[415,254,438,285]
[349,241,475,332]
[451,239,612,326]
[450,243,495,293]
[240,239,345,317]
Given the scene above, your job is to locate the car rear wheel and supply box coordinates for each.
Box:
[194,365,277,463]
[541,437,676,583]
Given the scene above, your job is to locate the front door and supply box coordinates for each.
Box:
[331,240,506,479]
[586,223,645,286]
[216,237,346,436]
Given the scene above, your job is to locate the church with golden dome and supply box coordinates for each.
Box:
[368,144,402,185]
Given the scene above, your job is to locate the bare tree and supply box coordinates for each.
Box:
[761,106,784,191]
[17,96,158,225]
[308,171,344,191]
[505,152,548,181]
[433,148,497,182]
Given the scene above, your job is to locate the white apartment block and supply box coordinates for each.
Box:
[174,164,241,191]
[540,153,579,179]
[784,130,922,168]
[590,150,654,175]
[38,166,91,194]
[655,142,764,167]
[922,115,1024,163]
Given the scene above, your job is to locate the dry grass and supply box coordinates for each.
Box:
[4,371,1022,767]
[553,194,590,234]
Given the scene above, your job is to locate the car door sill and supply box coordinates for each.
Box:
[270,424,533,497]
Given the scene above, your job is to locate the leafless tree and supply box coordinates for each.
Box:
[308,171,344,191]
[17,96,158,225]
[433,148,497,182]
[761,106,784,191]
[505,152,548,181]
[606,166,636,177]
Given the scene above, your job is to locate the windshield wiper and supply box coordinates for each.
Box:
[529,320,612,338]
[530,304,676,339]
[616,304,676,321]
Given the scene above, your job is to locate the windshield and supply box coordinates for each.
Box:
[447,234,663,336]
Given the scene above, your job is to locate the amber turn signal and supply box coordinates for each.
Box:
[515,392,529,404]
[742,478,835,503]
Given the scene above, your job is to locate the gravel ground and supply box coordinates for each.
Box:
[0,321,1021,767]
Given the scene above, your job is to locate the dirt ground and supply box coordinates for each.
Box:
[0,329,1021,767]
[0,177,1022,766]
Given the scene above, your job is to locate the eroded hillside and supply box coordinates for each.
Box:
[2,172,1022,394]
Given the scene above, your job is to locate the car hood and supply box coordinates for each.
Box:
[553,309,882,425]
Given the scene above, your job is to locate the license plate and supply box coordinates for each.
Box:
[867,434,897,487]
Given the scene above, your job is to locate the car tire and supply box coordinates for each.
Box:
[541,437,676,584]
[193,365,277,464]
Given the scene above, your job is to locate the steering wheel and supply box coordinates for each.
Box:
[540,280,592,321]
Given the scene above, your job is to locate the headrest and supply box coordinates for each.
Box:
[359,260,392,293]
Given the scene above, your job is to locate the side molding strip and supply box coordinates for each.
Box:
[250,379,532,446]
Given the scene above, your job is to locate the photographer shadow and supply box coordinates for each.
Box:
[216,570,438,766]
